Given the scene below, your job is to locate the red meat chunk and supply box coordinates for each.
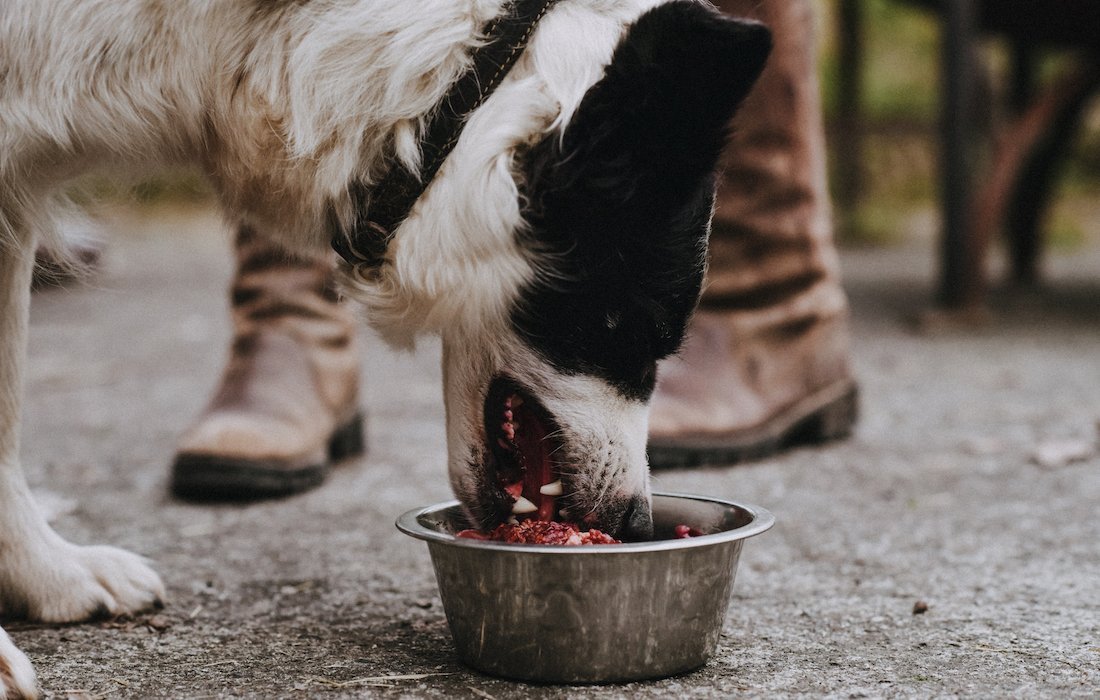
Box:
[674,524,706,539]
[456,520,620,545]
[456,521,707,544]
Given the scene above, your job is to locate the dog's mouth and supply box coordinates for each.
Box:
[483,376,566,525]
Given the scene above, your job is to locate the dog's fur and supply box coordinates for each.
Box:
[0,1,768,695]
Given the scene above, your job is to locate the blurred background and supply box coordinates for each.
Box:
[824,0,1099,250]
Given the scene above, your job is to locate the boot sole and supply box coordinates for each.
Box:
[170,412,366,501]
[647,382,858,470]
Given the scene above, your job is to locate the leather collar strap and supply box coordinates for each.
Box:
[332,0,562,267]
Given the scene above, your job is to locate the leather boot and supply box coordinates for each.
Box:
[172,226,364,499]
[647,0,857,469]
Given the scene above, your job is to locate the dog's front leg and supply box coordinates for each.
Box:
[0,625,37,700]
[0,240,164,659]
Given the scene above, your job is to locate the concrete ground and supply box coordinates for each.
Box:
[8,201,1100,698]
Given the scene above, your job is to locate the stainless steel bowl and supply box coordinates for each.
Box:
[396,492,774,683]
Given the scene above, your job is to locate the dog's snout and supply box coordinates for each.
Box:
[618,494,654,542]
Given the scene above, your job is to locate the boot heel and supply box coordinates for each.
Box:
[328,412,367,461]
[804,385,858,443]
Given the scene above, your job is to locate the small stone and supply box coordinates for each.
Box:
[1031,439,1095,469]
[912,600,929,615]
[146,615,171,631]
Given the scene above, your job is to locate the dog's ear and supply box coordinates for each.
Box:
[595,1,771,187]
[513,4,771,396]
[534,1,771,216]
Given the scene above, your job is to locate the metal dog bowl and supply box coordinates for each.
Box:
[396,492,774,683]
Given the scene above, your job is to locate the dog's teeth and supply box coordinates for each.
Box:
[559,509,569,519]
[503,409,513,421]
[511,395,524,408]
[512,496,538,514]
[507,516,519,525]
[539,480,563,497]
[502,423,515,440]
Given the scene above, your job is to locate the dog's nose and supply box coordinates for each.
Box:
[618,494,654,541]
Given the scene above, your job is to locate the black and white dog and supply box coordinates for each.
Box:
[0,0,768,694]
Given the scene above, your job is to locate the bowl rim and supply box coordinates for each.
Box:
[395,491,775,554]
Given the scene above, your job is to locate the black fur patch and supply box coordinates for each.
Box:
[512,1,771,400]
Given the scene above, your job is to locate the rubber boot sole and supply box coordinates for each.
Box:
[171,412,366,501]
[647,382,858,470]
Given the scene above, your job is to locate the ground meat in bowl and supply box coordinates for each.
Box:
[456,520,709,545]
[456,520,620,545]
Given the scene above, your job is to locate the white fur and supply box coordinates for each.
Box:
[0,626,37,700]
[0,486,165,620]
[343,0,668,344]
[0,0,680,686]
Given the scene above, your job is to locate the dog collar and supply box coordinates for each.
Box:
[332,0,562,267]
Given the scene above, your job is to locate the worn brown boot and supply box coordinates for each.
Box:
[647,0,857,469]
[172,226,364,499]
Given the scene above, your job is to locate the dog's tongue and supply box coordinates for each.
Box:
[506,394,558,521]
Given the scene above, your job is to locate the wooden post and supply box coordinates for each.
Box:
[938,0,978,308]
[834,0,864,217]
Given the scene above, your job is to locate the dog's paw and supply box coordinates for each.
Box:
[0,627,38,700]
[3,541,165,623]
[0,492,164,623]
[0,486,165,625]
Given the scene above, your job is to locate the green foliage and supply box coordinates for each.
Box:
[130,173,211,203]
[820,0,940,124]
[68,169,212,207]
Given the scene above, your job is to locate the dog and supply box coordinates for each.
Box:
[0,0,769,695]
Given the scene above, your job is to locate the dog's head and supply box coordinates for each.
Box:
[344,2,770,536]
